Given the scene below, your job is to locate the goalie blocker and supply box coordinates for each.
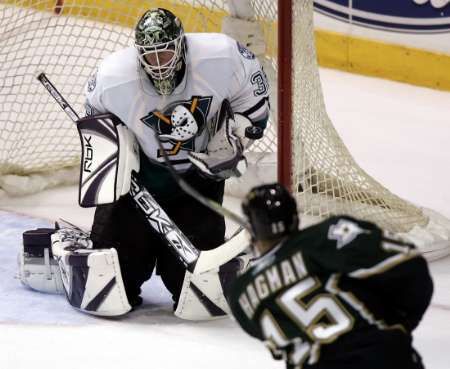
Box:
[77,113,140,207]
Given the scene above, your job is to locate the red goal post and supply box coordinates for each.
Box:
[278,0,293,190]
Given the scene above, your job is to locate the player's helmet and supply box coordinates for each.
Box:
[242,183,299,242]
[135,8,186,95]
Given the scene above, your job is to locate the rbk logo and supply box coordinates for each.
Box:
[141,96,213,157]
[82,135,93,173]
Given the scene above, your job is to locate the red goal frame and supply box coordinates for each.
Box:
[278,0,293,190]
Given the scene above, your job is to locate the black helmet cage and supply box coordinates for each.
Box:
[242,184,299,242]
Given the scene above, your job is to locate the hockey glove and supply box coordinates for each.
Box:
[189,101,262,180]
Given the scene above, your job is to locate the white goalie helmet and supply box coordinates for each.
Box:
[135,8,186,95]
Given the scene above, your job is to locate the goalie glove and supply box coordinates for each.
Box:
[188,100,263,180]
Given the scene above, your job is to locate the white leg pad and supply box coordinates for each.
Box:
[18,228,64,294]
[18,243,65,294]
[174,268,230,321]
[174,255,251,320]
[52,229,132,316]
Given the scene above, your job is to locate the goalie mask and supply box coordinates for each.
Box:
[242,183,299,242]
[135,8,186,95]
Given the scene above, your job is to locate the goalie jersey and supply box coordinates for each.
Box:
[84,33,269,173]
[228,216,433,369]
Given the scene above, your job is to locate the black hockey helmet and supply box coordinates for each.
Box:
[242,183,299,242]
[135,8,186,95]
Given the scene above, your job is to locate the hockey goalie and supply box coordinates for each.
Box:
[17,7,269,320]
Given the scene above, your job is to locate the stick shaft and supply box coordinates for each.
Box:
[37,72,80,121]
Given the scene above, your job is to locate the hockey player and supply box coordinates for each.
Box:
[228,183,433,369]
[19,7,267,318]
[75,8,268,317]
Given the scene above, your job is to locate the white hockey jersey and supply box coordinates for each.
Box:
[85,33,270,171]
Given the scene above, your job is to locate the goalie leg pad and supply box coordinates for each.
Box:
[51,229,132,316]
[174,254,251,320]
[18,228,64,294]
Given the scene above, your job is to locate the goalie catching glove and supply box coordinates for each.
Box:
[188,99,263,180]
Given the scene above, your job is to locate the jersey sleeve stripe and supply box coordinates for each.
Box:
[348,250,421,279]
[326,274,408,333]
[241,97,269,117]
[247,103,270,122]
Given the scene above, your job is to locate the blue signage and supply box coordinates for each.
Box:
[314,0,450,33]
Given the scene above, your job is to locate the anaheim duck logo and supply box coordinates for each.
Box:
[314,0,450,33]
[141,96,212,157]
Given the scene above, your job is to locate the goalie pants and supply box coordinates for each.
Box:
[90,173,225,308]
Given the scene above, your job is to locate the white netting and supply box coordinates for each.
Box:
[0,0,449,258]
[0,0,277,192]
[287,1,450,259]
[290,1,426,232]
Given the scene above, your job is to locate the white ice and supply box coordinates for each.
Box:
[1,68,450,369]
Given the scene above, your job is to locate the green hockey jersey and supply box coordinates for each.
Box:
[228,216,433,368]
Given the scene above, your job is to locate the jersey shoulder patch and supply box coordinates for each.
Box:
[236,41,255,60]
[327,217,371,249]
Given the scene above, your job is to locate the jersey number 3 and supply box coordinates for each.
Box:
[251,70,269,96]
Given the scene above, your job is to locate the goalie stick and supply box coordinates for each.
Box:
[36,72,249,274]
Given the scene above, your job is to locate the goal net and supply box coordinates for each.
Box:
[1,0,449,259]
